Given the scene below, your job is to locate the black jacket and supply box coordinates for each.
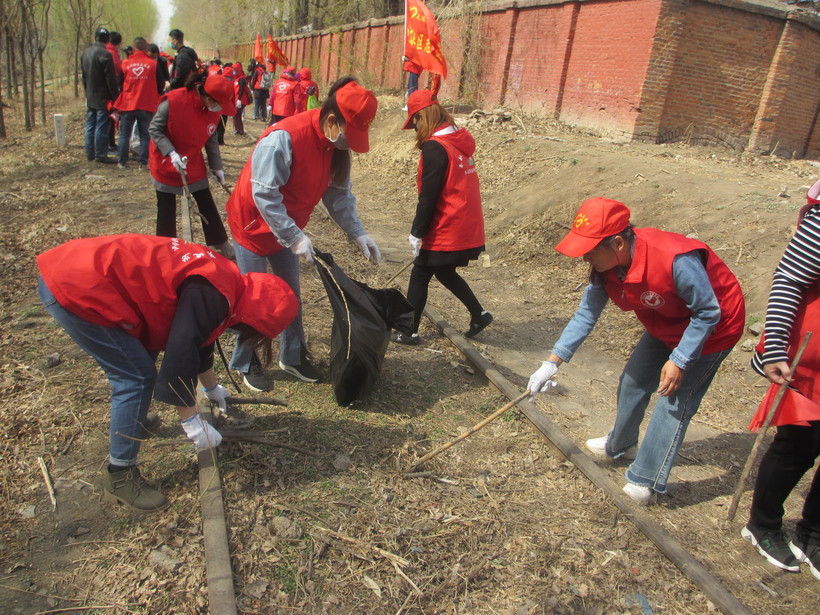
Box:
[81,42,118,110]
[169,46,198,90]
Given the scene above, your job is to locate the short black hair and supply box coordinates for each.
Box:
[109,31,122,45]
[169,29,184,42]
[147,43,160,55]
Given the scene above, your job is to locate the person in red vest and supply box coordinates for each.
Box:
[114,37,164,169]
[267,66,304,124]
[148,73,236,259]
[393,90,491,347]
[231,63,250,135]
[226,77,381,391]
[207,59,222,77]
[298,67,319,112]
[741,178,820,577]
[248,59,268,121]
[527,198,745,505]
[36,234,298,511]
[402,56,422,111]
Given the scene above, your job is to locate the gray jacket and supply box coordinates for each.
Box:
[81,42,118,110]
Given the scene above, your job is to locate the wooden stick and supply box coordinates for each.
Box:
[727,331,812,521]
[37,456,56,511]
[406,391,530,472]
[315,527,410,567]
[384,260,413,287]
[225,396,288,407]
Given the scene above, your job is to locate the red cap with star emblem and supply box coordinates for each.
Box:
[555,198,631,257]
[336,81,378,153]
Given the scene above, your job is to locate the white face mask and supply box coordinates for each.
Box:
[328,122,349,150]
[207,103,222,113]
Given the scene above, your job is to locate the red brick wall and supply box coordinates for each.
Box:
[560,0,662,136]
[658,3,782,148]
[205,1,820,158]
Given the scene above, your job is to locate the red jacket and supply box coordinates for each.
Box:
[36,234,298,350]
[269,73,303,117]
[148,88,221,186]
[298,68,319,112]
[227,109,334,256]
[106,42,124,82]
[403,59,422,74]
[603,228,745,355]
[115,50,160,112]
[417,127,485,252]
[233,66,250,106]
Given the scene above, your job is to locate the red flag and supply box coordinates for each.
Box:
[267,34,289,67]
[253,34,263,64]
[405,0,447,79]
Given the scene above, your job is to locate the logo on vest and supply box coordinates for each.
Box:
[640,291,665,309]
[131,66,145,77]
[207,124,216,135]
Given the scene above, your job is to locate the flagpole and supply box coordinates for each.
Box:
[403,0,409,58]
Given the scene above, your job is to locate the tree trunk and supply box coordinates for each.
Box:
[19,18,31,131]
[4,30,13,100]
[39,48,46,125]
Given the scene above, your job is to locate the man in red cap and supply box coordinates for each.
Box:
[225,77,380,390]
[527,197,745,505]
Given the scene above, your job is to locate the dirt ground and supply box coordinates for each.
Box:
[1,88,819,615]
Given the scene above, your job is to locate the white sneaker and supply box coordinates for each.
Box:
[402,105,408,112]
[623,483,654,506]
[585,434,637,460]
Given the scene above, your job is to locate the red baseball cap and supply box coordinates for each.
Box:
[402,89,438,130]
[555,198,632,257]
[203,75,236,116]
[336,82,378,153]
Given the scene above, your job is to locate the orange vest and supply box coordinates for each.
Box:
[417,128,485,252]
[148,88,221,186]
[36,234,298,350]
[227,110,334,256]
[115,51,159,112]
[603,228,745,355]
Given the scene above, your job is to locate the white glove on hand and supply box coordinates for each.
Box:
[266,105,272,114]
[203,384,231,415]
[290,234,315,262]
[181,413,223,451]
[212,169,225,184]
[169,150,186,173]
[235,99,242,109]
[409,235,422,257]
[355,234,381,263]
[527,361,559,394]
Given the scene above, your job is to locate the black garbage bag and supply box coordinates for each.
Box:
[314,250,415,406]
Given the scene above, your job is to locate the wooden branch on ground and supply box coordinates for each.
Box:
[315,527,410,568]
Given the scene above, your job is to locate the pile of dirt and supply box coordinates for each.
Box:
[0,89,818,614]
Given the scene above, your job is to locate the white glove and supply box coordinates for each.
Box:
[212,169,225,184]
[181,413,223,451]
[266,104,272,114]
[203,384,231,415]
[235,99,242,109]
[169,150,186,172]
[527,361,559,394]
[355,234,381,263]
[409,235,422,257]
[290,234,314,262]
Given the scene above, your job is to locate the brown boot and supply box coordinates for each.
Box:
[103,466,168,512]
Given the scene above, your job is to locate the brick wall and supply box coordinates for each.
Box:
[203,0,820,158]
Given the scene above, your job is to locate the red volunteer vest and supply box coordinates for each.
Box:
[227,109,334,256]
[403,59,422,74]
[603,228,745,355]
[270,77,300,116]
[417,128,485,252]
[115,51,159,112]
[148,88,220,186]
[36,234,296,351]
[750,283,820,429]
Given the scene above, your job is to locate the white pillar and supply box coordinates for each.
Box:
[54,114,66,146]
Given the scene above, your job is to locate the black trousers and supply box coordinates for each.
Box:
[155,189,228,246]
[750,421,820,541]
[407,264,482,332]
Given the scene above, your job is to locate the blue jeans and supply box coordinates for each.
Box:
[118,109,153,165]
[407,72,420,97]
[84,108,111,161]
[38,278,158,466]
[229,242,304,371]
[605,332,731,493]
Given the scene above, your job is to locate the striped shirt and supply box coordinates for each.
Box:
[753,205,820,374]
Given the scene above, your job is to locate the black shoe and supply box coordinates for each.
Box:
[391,331,421,346]
[790,530,820,579]
[242,353,273,392]
[742,525,800,572]
[465,311,493,338]
[279,348,321,383]
[95,157,116,164]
